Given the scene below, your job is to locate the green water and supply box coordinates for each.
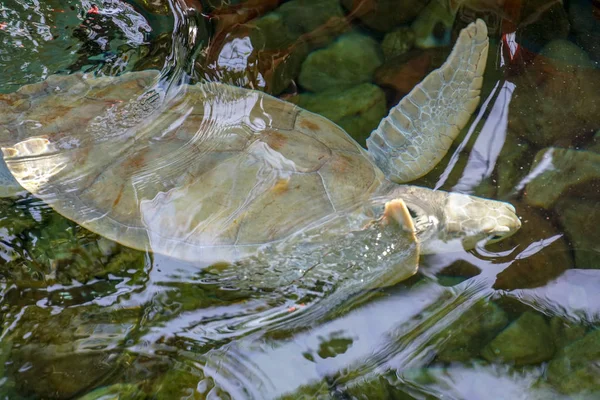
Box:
[1,0,600,398]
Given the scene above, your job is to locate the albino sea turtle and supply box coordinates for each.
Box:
[0,20,520,290]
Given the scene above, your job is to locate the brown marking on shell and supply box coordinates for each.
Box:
[112,184,125,208]
[299,118,320,131]
[272,178,290,194]
[329,152,353,173]
[295,110,361,154]
[121,150,146,171]
[262,130,288,151]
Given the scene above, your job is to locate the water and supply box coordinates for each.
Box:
[0,0,599,398]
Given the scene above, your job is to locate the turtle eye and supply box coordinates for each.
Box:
[406,206,419,220]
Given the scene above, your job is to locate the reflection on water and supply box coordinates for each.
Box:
[0,0,600,399]
[0,0,153,93]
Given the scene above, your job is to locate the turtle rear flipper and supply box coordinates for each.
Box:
[366,19,489,183]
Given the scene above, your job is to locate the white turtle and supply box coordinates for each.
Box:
[0,20,519,289]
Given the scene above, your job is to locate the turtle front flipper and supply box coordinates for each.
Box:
[366,19,489,183]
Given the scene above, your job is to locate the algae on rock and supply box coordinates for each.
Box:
[508,47,600,148]
[556,198,600,269]
[381,27,416,60]
[525,148,600,209]
[341,0,426,32]
[436,300,508,362]
[481,311,555,365]
[547,329,600,394]
[298,33,383,92]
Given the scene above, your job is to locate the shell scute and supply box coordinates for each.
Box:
[294,110,362,154]
[258,129,332,173]
[318,151,384,210]
[235,173,334,245]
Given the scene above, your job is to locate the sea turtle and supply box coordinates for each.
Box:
[0,20,520,290]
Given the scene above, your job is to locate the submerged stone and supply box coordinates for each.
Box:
[547,329,600,394]
[516,0,570,52]
[6,306,139,399]
[78,384,145,400]
[381,27,416,60]
[201,0,349,95]
[481,311,555,365]
[152,361,217,399]
[568,0,600,65]
[292,83,386,145]
[411,0,454,48]
[374,48,447,105]
[508,53,600,148]
[495,134,530,197]
[436,300,508,362]
[550,317,587,350]
[556,198,600,269]
[540,39,596,69]
[278,0,348,42]
[489,202,571,291]
[299,32,383,92]
[525,148,600,209]
[341,0,426,32]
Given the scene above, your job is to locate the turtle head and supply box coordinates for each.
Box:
[440,192,521,251]
[387,186,521,253]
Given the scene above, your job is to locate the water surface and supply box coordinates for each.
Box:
[0,0,599,398]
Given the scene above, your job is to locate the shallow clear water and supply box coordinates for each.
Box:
[0,0,600,399]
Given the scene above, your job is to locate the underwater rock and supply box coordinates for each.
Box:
[436,300,508,362]
[547,329,600,394]
[555,198,600,269]
[298,32,383,92]
[341,0,425,32]
[495,134,530,197]
[278,0,349,43]
[481,311,555,365]
[524,148,600,209]
[292,83,386,145]
[381,27,416,60]
[411,0,454,48]
[201,0,350,95]
[0,0,150,93]
[568,0,600,65]
[539,39,596,69]
[515,0,570,52]
[6,306,139,399]
[374,48,448,105]
[550,317,587,350]
[279,372,412,399]
[339,375,411,400]
[507,50,600,148]
[489,202,571,291]
[152,361,222,399]
[401,364,552,399]
[589,131,600,153]
[137,0,170,15]
[78,383,145,399]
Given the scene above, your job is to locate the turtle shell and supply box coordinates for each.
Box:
[1,71,386,264]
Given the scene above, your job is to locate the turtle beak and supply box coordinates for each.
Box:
[485,202,521,244]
